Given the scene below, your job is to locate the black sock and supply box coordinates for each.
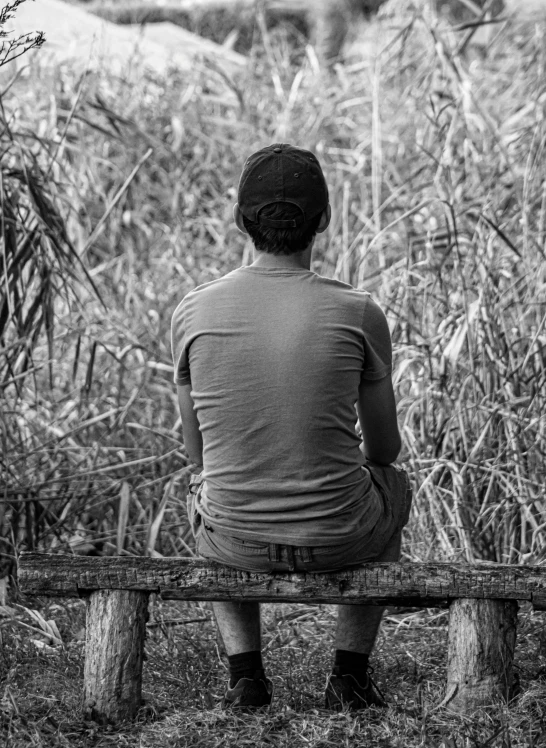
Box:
[228,650,263,687]
[334,649,369,681]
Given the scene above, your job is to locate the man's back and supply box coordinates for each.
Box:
[172,265,392,545]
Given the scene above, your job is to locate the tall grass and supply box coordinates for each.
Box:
[1,5,545,573]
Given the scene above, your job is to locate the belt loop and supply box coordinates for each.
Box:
[301,546,313,563]
[286,546,295,572]
[268,543,281,562]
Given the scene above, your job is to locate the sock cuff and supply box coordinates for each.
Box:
[228,650,263,669]
[334,649,369,675]
[228,650,263,686]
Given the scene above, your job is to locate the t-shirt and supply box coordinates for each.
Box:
[171,265,393,546]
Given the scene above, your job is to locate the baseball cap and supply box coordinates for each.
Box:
[237,143,329,229]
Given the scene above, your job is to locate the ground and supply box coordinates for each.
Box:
[2,598,546,747]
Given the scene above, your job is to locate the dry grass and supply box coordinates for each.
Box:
[2,4,544,568]
[2,597,546,746]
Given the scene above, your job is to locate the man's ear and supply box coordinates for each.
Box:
[316,204,331,234]
[233,204,248,234]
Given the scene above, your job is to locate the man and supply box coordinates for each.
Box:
[171,143,411,711]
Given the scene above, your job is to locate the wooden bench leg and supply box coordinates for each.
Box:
[83,589,149,724]
[445,598,518,713]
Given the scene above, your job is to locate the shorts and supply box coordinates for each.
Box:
[187,462,412,574]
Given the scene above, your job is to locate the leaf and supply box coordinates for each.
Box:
[21,607,63,646]
[31,639,57,653]
[117,481,131,554]
[146,479,173,557]
[442,300,480,365]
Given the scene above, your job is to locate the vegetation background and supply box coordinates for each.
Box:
[1,0,546,745]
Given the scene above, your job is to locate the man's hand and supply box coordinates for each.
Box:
[357,375,401,466]
[177,384,204,470]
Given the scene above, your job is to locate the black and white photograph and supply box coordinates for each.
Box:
[1,0,546,745]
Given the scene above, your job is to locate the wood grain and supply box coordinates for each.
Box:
[18,554,546,609]
[83,589,148,724]
[445,599,518,712]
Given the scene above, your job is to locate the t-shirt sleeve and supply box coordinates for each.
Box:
[361,296,393,380]
[171,299,191,386]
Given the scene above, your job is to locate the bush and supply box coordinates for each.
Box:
[1,5,545,571]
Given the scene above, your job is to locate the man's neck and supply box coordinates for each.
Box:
[251,245,312,270]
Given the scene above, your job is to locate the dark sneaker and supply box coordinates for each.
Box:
[221,669,273,710]
[325,666,386,711]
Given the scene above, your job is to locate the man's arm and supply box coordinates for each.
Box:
[177,384,203,470]
[356,375,401,466]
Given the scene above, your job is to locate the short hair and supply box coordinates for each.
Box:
[242,202,322,256]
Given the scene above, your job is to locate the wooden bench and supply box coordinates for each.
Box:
[18,553,546,724]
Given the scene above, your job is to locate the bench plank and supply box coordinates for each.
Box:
[18,554,546,609]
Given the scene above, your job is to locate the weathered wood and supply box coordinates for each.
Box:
[18,554,546,609]
[83,589,149,724]
[445,599,518,713]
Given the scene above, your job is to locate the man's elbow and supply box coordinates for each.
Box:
[366,432,402,466]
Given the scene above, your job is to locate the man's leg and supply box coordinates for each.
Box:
[212,601,261,655]
[335,605,384,654]
[326,530,402,710]
[334,529,401,655]
[212,601,271,707]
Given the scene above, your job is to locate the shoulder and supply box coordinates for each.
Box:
[358,293,388,323]
[185,268,243,301]
[312,274,383,311]
[313,275,390,336]
[172,268,243,321]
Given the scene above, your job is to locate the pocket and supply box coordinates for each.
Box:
[222,535,270,556]
[366,462,413,529]
[366,463,394,518]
